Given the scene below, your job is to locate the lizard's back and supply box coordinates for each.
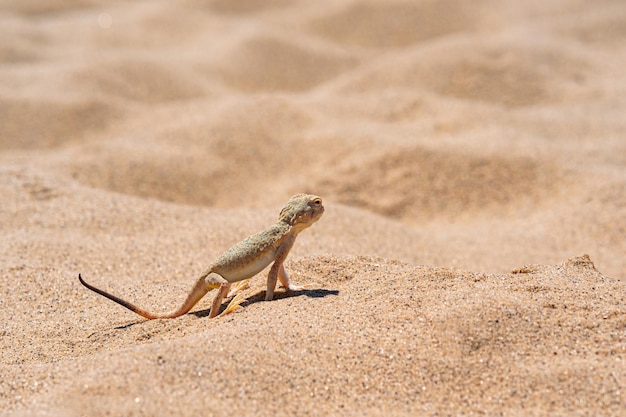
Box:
[208,222,290,282]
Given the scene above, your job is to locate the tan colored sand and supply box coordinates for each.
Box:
[1,0,625,416]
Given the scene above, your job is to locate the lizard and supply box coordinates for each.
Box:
[78,193,324,319]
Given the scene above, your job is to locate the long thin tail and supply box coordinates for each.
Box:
[78,274,212,319]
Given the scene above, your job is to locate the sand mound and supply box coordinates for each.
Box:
[0,0,94,16]
[73,60,206,103]
[316,145,563,221]
[2,254,623,416]
[215,36,358,92]
[558,1,626,45]
[312,0,482,48]
[428,42,590,107]
[64,97,322,207]
[341,39,589,108]
[0,98,119,149]
[195,0,293,15]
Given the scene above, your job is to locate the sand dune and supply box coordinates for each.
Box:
[1,1,625,416]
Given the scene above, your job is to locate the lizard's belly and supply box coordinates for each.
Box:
[222,248,277,282]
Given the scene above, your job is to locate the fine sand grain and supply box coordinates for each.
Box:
[1,1,625,416]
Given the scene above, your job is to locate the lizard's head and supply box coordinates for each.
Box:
[279,194,324,232]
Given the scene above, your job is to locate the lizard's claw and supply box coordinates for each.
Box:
[218,279,250,318]
[218,293,245,318]
[284,284,309,291]
[227,279,250,298]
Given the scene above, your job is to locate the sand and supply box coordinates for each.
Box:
[1,0,625,415]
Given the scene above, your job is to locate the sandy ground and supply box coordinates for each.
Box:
[1,1,625,416]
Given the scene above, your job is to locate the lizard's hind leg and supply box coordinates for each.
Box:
[205,276,246,318]
[201,272,234,319]
[207,281,229,318]
[227,279,250,298]
[216,279,250,318]
[218,292,246,318]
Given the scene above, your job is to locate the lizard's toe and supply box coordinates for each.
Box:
[217,293,245,318]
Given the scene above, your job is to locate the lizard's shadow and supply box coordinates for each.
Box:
[191,288,339,318]
[114,289,339,328]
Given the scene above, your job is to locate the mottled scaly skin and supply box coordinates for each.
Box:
[79,194,324,320]
[210,222,289,278]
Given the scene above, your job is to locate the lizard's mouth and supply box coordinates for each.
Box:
[313,206,325,221]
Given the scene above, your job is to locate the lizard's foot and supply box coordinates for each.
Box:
[226,279,250,299]
[218,293,245,318]
[282,283,308,291]
[277,264,309,293]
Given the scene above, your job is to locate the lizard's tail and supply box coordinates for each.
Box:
[78,274,212,319]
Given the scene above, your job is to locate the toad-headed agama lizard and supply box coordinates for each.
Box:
[79,194,324,319]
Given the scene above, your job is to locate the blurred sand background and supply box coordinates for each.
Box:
[1,0,625,415]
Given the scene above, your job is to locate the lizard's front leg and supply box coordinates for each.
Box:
[205,273,232,319]
[265,261,280,301]
[265,237,296,301]
[278,264,304,292]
